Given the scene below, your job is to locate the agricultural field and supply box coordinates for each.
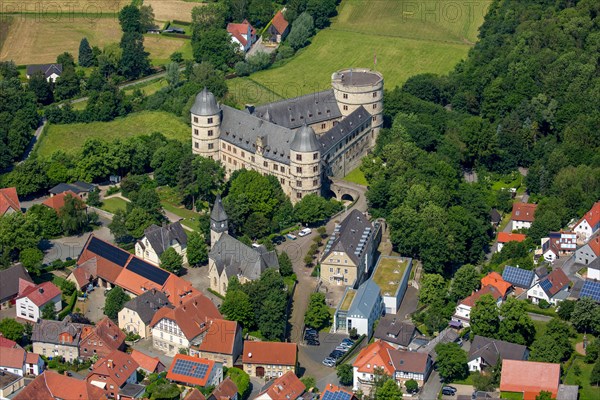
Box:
[144,0,199,22]
[0,0,124,15]
[229,0,491,105]
[143,35,191,65]
[35,111,190,158]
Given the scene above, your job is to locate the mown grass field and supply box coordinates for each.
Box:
[229,0,491,106]
[36,111,190,158]
[343,167,368,186]
[1,1,124,14]
[145,0,199,22]
[100,197,129,214]
[144,35,191,65]
[564,356,600,400]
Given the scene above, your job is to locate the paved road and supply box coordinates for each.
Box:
[420,370,441,400]
[527,312,553,322]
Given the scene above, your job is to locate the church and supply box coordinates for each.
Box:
[191,68,384,202]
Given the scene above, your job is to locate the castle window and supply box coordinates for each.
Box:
[228,157,232,163]
[313,153,318,160]
[208,130,213,136]
[207,118,213,124]
[234,160,237,166]
[222,155,225,161]
[194,129,198,136]
[313,179,319,186]
[241,151,245,158]
[194,117,198,123]
[222,143,226,149]
[297,192,302,199]
[227,145,231,151]
[343,105,348,111]
[296,154,302,161]
[208,143,214,150]
[296,180,302,187]
[194,142,199,149]
[233,148,237,154]
[372,116,376,121]
[263,161,268,167]
[296,167,302,173]
[280,178,285,184]
[242,163,245,168]
[372,104,377,109]
[343,93,348,99]
[313,165,318,172]
[321,123,326,129]
[273,165,278,171]
[373,92,377,97]
[251,156,255,162]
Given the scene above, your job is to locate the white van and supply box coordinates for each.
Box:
[298,228,312,237]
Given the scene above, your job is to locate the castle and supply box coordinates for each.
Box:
[191,68,383,202]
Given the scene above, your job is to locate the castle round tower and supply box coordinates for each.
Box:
[331,68,384,138]
[289,124,321,201]
[191,87,221,159]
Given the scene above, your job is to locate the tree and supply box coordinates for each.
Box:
[375,379,403,400]
[26,204,62,238]
[470,294,500,339]
[558,299,575,320]
[186,231,208,267]
[60,279,77,297]
[220,288,254,329]
[449,264,480,302]
[434,342,468,381]
[160,248,183,275]
[591,359,600,386]
[405,379,419,394]
[349,327,358,339]
[56,52,76,70]
[536,391,553,400]
[86,189,102,207]
[278,252,293,277]
[191,2,227,30]
[286,12,314,50]
[0,318,24,341]
[337,364,353,386]
[28,71,54,105]
[41,303,57,320]
[498,298,536,346]
[571,297,600,334]
[530,319,573,363]
[118,5,142,33]
[304,293,330,330]
[0,212,42,262]
[300,376,316,391]
[472,372,495,391]
[191,28,240,70]
[59,194,89,235]
[165,62,180,88]
[139,5,156,31]
[170,52,183,63]
[53,67,81,100]
[585,339,599,364]
[247,0,273,27]
[227,368,250,399]
[419,274,446,306]
[119,32,151,79]
[78,37,94,67]
[19,248,44,275]
[306,0,336,29]
[293,194,341,224]
[104,286,130,320]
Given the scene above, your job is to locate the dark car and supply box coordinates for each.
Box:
[306,339,320,346]
[442,386,457,396]
[329,350,344,359]
[272,236,286,245]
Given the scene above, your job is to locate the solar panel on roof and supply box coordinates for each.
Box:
[580,281,600,302]
[127,257,170,285]
[322,390,352,400]
[87,237,129,267]
[171,359,209,380]
[540,279,553,293]
[502,266,533,288]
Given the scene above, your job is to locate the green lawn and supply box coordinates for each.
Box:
[451,372,475,385]
[343,167,368,186]
[157,186,202,231]
[100,197,129,214]
[226,77,285,108]
[533,319,548,340]
[563,356,600,400]
[228,0,489,105]
[123,78,169,96]
[500,392,523,400]
[35,111,190,158]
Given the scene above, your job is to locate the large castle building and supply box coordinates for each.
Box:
[191,68,383,202]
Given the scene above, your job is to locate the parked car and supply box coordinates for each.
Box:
[307,339,320,346]
[322,358,335,367]
[329,350,344,359]
[272,236,286,245]
[442,386,457,396]
[335,346,349,352]
[299,228,312,237]
[286,233,297,240]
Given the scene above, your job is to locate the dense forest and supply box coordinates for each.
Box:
[365,0,600,275]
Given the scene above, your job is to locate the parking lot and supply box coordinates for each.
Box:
[298,331,363,379]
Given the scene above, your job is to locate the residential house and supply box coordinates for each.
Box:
[501,265,537,291]
[497,232,527,253]
[184,388,207,400]
[227,20,256,52]
[320,209,381,287]
[267,10,289,43]
[118,382,146,400]
[452,285,502,327]
[371,256,413,314]
[570,279,600,303]
[79,317,126,360]
[511,203,537,230]
[373,315,417,350]
[86,350,139,399]
[189,318,243,368]
[26,63,62,82]
[135,222,188,266]
[49,181,95,200]
[13,370,107,400]
[0,337,18,349]
[256,371,305,400]
[42,190,85,213]
[208,197,279,296]
[541,231,577,262]
[490,209,502,228]
[32,318,89,362]
[575,235,600,269]
[320,384,358,400]
[0,347,43,376]
[481,272,512,298]
[573,201,600,242]
[15,280,62,322]
[119,289,173,338]
[0,187,21,216]
[527,268,570,305]
[242,341,297,379]
[467,336,528,372]
[0,264,32,309]
[352,341,432,394]
[0,371,24,399]
[334,279,383,337]
[207,377,238,400]
[500,360,560,400]
[149,292,222,355]
[130,349,165,374]
[586,257,600,281]
[166,354,223,389]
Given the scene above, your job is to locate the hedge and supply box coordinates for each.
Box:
[335,334,366,366]
[58,291,78,320]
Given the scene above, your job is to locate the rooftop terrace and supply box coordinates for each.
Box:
[339,289,356,311]
[372,256,410,296]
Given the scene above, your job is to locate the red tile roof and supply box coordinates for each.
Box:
[321,384,357,400]
[14,370,107,400]
[227,21,253,46]
[0,187,20,216]
[511,203,537,223]
[271,10,289,34]
[577,201,600,230]
[114,264,164,295]
[25,352,41,365]
[71,258,97,288]
[88,350,139,388]
[353,341,396,376]
[0,336,18,348]
[184,388,207,400]
[0,347,25,369]
[210,377,238,399]
[17,280,61,307]
[500,360,560,400]
[257,371,305,399]
[460,285,502,307]
[588,236,600,257]
[242,341,297,366]
[161,274,199,305]
[130,349,164,373]
[167,354,216,387]
[481,272,512,297]
[497,232,527,244]
[84,317,126,351]
[42,190,82,212]
[77,235,126,284]
[197,319,239,355]
[539,268,570,296]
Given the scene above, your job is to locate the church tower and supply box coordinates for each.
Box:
[210,194,228,247]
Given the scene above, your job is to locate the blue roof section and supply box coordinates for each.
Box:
[348,279,381,319]
[502,266,535,289]
[580,280,600,302]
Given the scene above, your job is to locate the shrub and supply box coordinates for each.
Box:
[538,299,551,309]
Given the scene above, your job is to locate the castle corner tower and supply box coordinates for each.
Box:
[191,87,221,159]
[289,124,321,201]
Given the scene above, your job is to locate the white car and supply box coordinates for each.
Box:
[298,228,312,237]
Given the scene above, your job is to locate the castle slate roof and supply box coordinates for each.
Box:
[322,209,374,266]
[253,89,341,129]
[191,88,219,116]
[319,106,371,154]
[468,335,528,367]
[141,222,188,258]
[122,289,173,325]
[209,233,278,281]
[220,105,295,164]
[348,279,381,319]
[290,124,320,152]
